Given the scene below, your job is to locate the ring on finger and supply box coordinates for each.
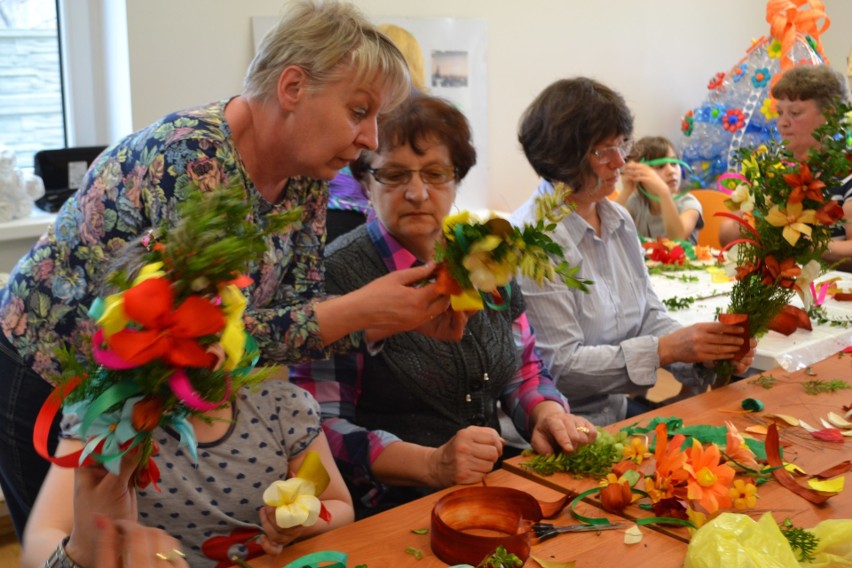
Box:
[575,426,591,434]
[155,549,186,562]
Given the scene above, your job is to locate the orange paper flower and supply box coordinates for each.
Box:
[684,439,735,514]
[783,164,825,205]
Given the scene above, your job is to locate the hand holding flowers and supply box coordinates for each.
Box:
[434,182,591,311]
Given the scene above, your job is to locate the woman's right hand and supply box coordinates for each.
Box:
[427,426,505,487]
[65,454,140,567]
[658,322,745,366]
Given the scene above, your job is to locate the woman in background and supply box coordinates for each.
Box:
[719,64,850,270]
[292,93,595,518]
[511,77,755,426]
[616,136,704,244]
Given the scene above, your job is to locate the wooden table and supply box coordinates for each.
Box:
[244,468,687,568]
[650,267,852,371]
[505,352,852,542]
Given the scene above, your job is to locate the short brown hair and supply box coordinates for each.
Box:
[518,77,633,191]
[771,64,849,110]
[350,93,477,183]
[628,135,677,163]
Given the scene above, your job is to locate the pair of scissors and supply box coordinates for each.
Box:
[531,522,628,541]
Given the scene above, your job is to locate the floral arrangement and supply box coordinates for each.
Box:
[35,182,301,487]
[716,100,851,378]
[434,182,592,311]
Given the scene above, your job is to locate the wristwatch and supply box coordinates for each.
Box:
[44,537,84,568]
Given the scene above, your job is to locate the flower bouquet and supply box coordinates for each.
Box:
[715,100,850,379]
[434,182,592,311]
[34,181,301,487]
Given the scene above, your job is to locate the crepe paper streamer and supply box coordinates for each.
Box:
[765,423,835,504]
[636,158,695,202]
[827,412,852,429]
[814,461,851,479]
[810,280,831,306]
[810,428,846,443]
[33,376,99,468]
[624,524,643,544]
[763,413,799,426]
[741,398,765,412]
[807,476,844,493]
[168,368,231,411]
[281,551,348,568]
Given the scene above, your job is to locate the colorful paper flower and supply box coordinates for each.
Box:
[783,164,825,205]
[599,473,633,514]
[697,104,726,124]
[722,109,746,133]
[723,421,759,471]
[681,110,694,137]
[728,183,755,213]
[731,63,747,83]
[794,259,822,310]
[622,436,650,465]
[707,71,725,90]
[767,39,782,59]
[765,202,818,246]
[263,478,323,528]
[684,439,735,514]
[760,98,778,120]
[751,68,771,88]
[761,256,801,289]
[728,479,758,510]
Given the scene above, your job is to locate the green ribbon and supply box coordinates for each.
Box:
[741,398,765,412]
[81,380,143,434]
[636,157,694,202]
[281,551,348,568]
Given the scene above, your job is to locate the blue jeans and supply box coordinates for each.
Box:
[0,332,59,539]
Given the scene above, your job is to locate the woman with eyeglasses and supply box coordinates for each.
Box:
[615,136,704,244]
[510,78,755,426]
[291,93,596,518]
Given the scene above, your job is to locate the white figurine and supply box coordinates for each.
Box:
[0,144,45,222]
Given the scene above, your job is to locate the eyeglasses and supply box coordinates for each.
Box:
[366,165,457,187]
[590,139,634,165]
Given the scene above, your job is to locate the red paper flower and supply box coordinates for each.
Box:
[761,256,801,289]
[815,200,844,225]
[707,72,725,90]
[106,277,225,368]
[600,474,633,514]
[722,109,745,132]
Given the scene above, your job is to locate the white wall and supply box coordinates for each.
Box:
[122,0,851,212]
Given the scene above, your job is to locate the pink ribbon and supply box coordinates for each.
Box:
[91,329,140,370]
[169,368,232,411]
[809,281,831,306]
[715,173,748,195]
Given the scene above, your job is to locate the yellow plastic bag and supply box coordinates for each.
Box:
[806,519,852,567]
[685,512,799,568]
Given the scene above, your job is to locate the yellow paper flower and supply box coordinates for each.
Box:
[729,183,755,213]
[767,39,782,58]
[759,98,778,121]
[97,262,166,337]
[442,210,472,238]
[263,478,322,529]
[622,436,650,465]
[728,478,758,510]
[218,284,247,371]
[764,201,817,246]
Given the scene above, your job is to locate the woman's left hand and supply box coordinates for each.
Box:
[529,411,597,456]
[257,505,306,556]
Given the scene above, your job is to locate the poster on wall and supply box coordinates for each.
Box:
[251,16,488,213]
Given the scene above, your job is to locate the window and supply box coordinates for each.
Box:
[0,0,64,169]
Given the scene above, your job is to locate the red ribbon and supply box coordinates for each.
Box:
[33,377,97,467]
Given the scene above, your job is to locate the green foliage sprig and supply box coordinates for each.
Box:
[662,296,696,311]
[779,518,819,562]
[477,546,523,568]
[522,429,626,478]
[801,379,851,395]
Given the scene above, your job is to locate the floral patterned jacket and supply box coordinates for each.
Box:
[0,99,358,383]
